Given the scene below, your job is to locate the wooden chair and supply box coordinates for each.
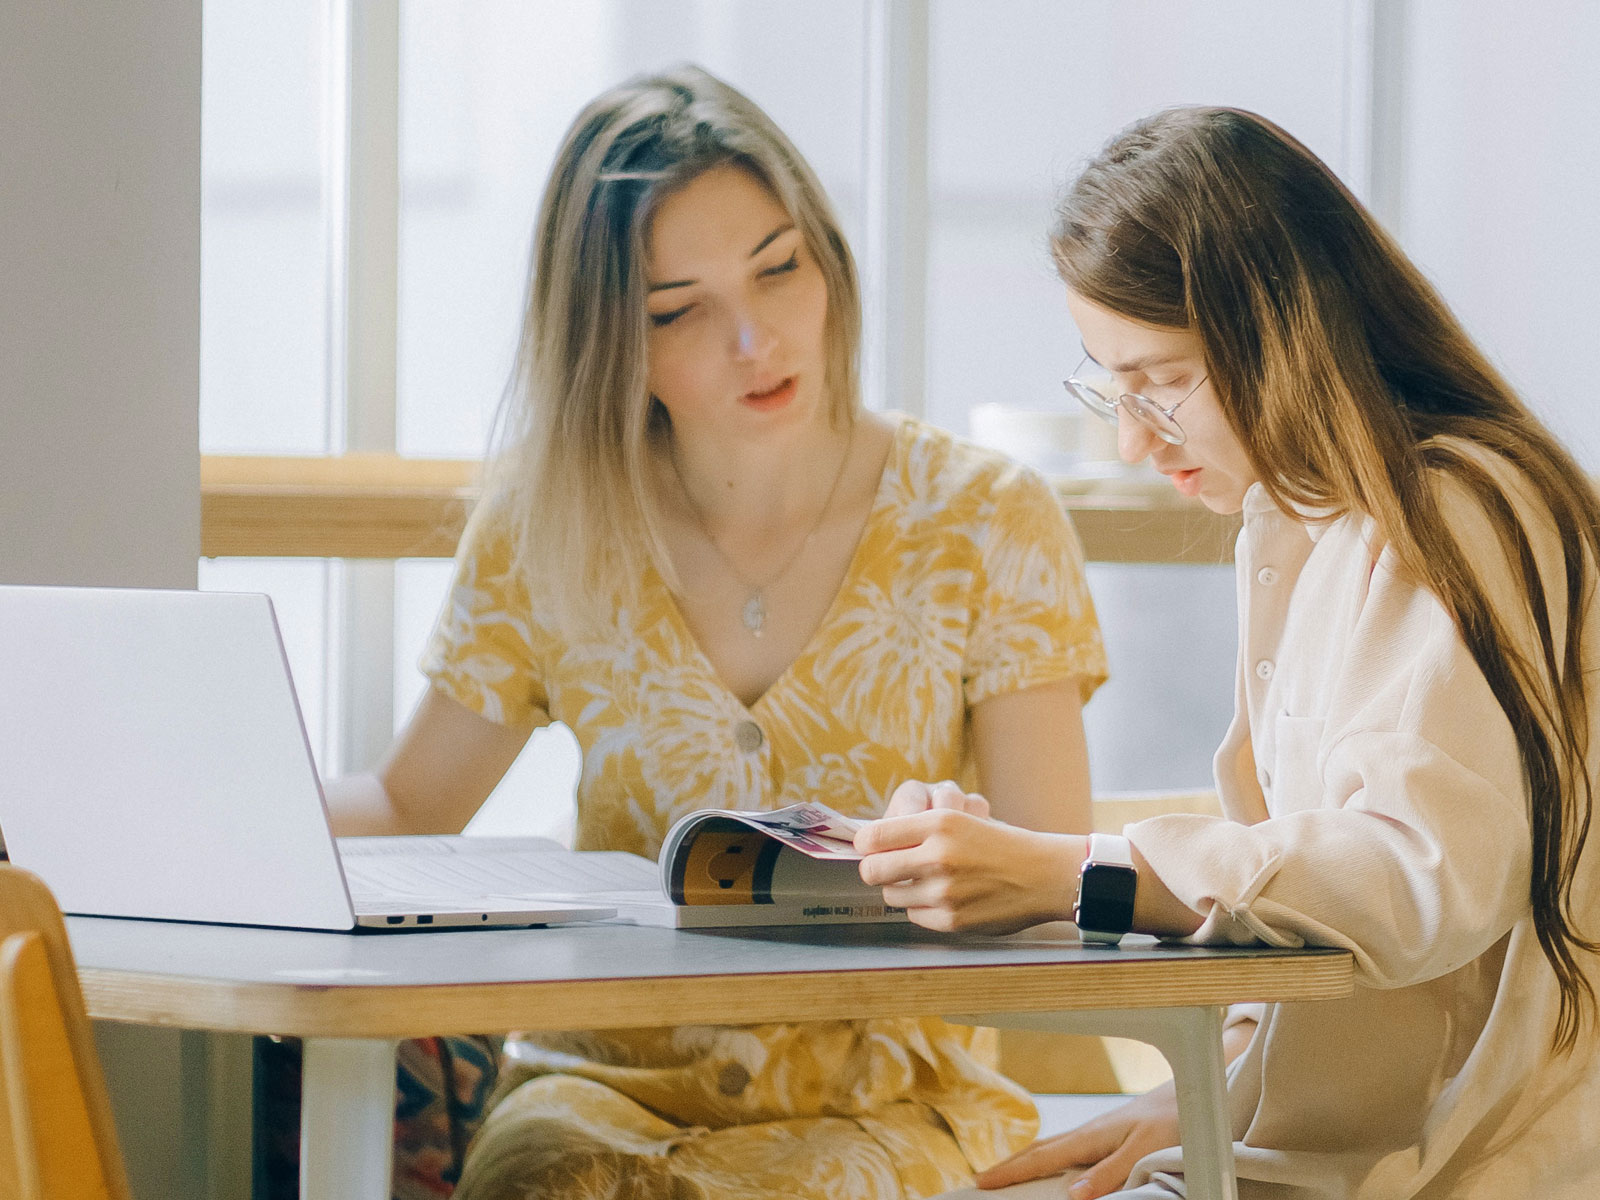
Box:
[998,789,1224,1097]
[0,864,132,1200]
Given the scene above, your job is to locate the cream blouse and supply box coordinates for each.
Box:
[1126,447,1600,1198]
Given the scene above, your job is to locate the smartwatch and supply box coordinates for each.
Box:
[1074,833,1138,945]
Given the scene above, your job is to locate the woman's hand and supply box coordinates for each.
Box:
[855,787,1084,934]
[975,1082,1181,1196]
[881,778,992,820]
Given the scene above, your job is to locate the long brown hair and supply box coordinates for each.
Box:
[1053,106,1600,1050]
[484,65,861,632]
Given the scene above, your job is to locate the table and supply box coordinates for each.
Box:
[68,917,1351,1200]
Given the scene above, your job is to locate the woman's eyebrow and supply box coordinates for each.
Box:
[748,222,795,257]
[647,223,796,294]
[1083,345,1187,374]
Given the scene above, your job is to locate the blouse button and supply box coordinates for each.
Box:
[1256,566,1279,586]
[1258,769,1272,789]
[1255,659,1275,680]
[717,1062,752,1095]
[734,720,764,753]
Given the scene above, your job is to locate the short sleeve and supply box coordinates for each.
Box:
[417,502,551,729]
[964,465,1108,706]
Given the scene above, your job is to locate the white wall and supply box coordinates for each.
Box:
[0,4,211,1198]
[0,0,200,589]
[1389,0,1600,467]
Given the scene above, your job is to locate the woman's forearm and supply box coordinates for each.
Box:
[1129,841,1205,937]
[322,772,409,837]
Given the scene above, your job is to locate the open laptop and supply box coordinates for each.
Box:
[0,585,621,931]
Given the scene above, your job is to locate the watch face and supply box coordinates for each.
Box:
[1075,863,1137,934]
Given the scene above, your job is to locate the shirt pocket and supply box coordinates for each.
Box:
[1267,712,1326,815]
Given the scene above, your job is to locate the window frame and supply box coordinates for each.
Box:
[200,0,1389,770]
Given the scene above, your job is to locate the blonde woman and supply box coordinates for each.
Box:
[324,67,1107,1199]
[858,108,1600,1199]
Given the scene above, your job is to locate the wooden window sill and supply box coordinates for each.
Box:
[200,455,1239,564]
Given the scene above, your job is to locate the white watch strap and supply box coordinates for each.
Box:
[1087,832,1134,868]
[1078,834,1135,945]
[1079,927,1125,945]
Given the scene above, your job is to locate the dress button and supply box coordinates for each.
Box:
[1256,567,1279,586]
[1258,770,1272,789]
[734,720,764,753]
[717,1062,752,1095]
[1255,659,1275,680]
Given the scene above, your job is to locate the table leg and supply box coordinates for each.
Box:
[952,1006,1238,1200]
[299,1037,397,1200]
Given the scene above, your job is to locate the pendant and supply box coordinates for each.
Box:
[741,593,767,638]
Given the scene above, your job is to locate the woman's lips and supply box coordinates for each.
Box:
[1168,467,1202,497]
[741,376,797,410]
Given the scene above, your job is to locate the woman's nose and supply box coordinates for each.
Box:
[731,312,778,361]
[1117,408,1159,464]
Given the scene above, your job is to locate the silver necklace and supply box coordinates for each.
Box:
[671,425,854,638]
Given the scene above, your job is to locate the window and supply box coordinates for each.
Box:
[200,1,1381,803]
[396,0,868,458]
[199,1,871,830]
[923,0,1365,787]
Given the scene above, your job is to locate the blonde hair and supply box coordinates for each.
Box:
[1053,106,1600,1051]
[482,65,861,633]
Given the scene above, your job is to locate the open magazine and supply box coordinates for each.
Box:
[341,803,905,929]
[652,802,905,926]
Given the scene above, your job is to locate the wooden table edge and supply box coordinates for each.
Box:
[81,952,1353,1039]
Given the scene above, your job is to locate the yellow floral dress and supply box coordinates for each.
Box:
[423,417,1107,1200]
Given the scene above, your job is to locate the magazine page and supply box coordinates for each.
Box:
[718,802,866,859]
[659,803,881,907]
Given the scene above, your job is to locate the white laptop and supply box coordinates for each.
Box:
[0,585,621,932]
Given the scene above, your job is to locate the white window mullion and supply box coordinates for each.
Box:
[861,0,930,417]
[1343,0,1406,237]
[329,0,400,777]
[342,0,399,452]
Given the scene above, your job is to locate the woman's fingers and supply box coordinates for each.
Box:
[928,780,990,818]
[883,779,935,818]
[856,812,924,857]
[858,844,925,887]
[881,779,988,820]
[855,806,969,857]
[928,779,987,815]
[974,1118,1123,1188]
[1064,1131,1164,1199]
[977,1089,1184,1195]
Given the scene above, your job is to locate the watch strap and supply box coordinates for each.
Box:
[1076,833,1137,945]
[1087,832,1134,868]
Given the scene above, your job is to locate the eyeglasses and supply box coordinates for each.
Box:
[1063,354,1207,446]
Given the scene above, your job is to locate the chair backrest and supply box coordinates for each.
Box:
[0,864,131,1200]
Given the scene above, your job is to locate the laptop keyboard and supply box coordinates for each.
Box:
[337,839,656,910]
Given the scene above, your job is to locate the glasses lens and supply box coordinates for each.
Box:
[1064,378,1118,423]
[1123,393,1186,445]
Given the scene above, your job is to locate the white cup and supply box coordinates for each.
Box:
[970,404,1080,474]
